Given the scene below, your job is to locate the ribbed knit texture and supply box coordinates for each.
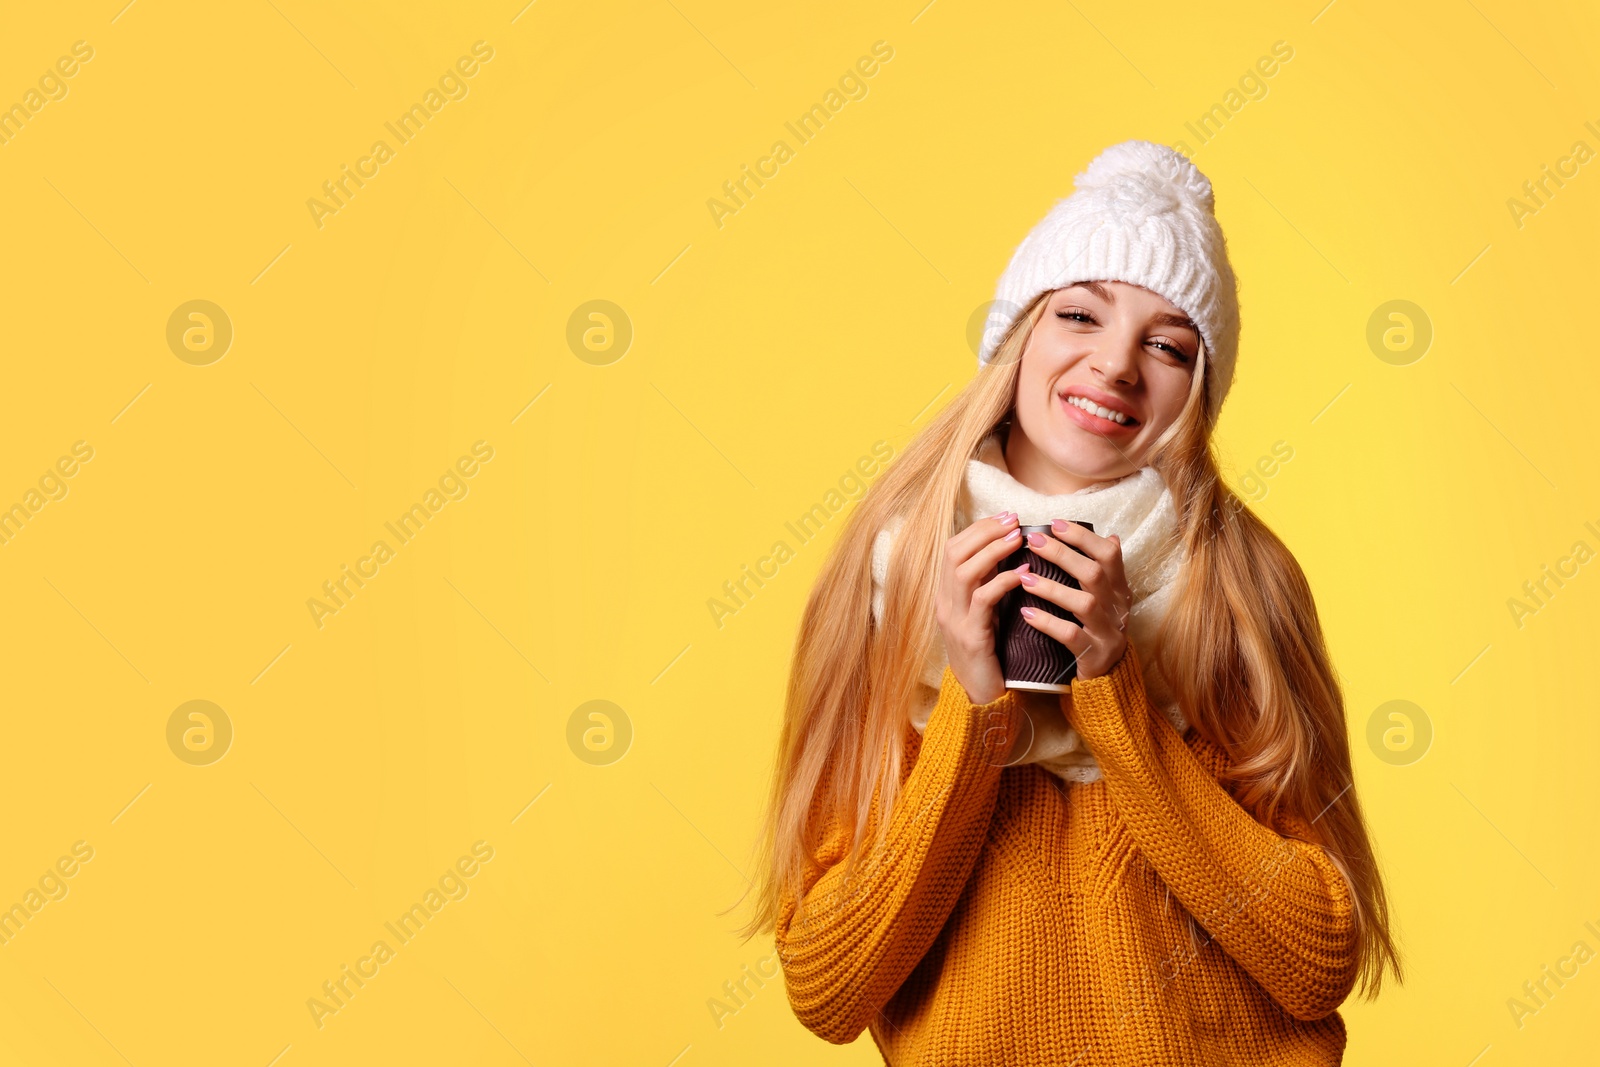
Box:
[775,640,1359,1065]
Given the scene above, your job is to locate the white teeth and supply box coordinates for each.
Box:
[1065,394,1130,425]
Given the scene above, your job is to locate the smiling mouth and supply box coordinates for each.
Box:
[1061,392,1139,429]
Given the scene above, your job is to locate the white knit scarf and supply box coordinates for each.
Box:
[870,431,1188,782]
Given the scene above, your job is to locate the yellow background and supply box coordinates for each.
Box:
[1,0,1597,1063]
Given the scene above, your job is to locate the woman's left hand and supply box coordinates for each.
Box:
[1015,520,1132,680]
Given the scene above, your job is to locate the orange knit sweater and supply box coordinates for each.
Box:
[775,640,1360,1065]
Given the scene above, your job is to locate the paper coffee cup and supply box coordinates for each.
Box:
[994,521,1094,692]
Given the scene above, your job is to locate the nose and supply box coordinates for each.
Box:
[1089,326,1141,385]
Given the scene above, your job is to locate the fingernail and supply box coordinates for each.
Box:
[1027,531,1046,547]
[1004,527,1021,541]
[1020,606,1037,620]
[1019,569,1038,586]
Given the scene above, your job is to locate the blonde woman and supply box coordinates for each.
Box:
[738,140,1402,1064]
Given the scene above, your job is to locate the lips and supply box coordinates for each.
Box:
[1059,388,1139,434]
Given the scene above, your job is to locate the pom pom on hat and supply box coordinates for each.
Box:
[1075,139,1215,213]
[978,140,1241,423]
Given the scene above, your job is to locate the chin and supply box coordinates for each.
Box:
[1046,444,1132,481]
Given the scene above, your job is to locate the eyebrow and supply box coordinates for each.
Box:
[1065,281,1199,333]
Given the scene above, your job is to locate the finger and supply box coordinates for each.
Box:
[1023,528,1108,592]
[1019,605,1093,659]
[1047,519,1123,572]
[946,512,1019,574]
[1036,521,1126,588]
[1047,522,1129,590]
[971,566,1026,614]
[1107,533,1128,589]
[1017,568,1094,618]
[956,523,1025,588]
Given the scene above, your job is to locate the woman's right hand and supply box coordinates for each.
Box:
[935,510,1026,706]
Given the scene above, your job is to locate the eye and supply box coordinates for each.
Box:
[1149,339,1191,363]
[1057,308,1194,364]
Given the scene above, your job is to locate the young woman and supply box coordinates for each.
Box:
[738,140,1402,1064]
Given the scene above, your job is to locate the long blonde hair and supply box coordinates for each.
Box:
[735,289,1403,997]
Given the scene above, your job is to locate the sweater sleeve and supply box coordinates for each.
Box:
[1066,640,1360,1021]
[774,665,1023,1043]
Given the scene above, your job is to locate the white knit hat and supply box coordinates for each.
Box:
[977,140,1242,422]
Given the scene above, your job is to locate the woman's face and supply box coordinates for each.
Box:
[1006,281,1200,493]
